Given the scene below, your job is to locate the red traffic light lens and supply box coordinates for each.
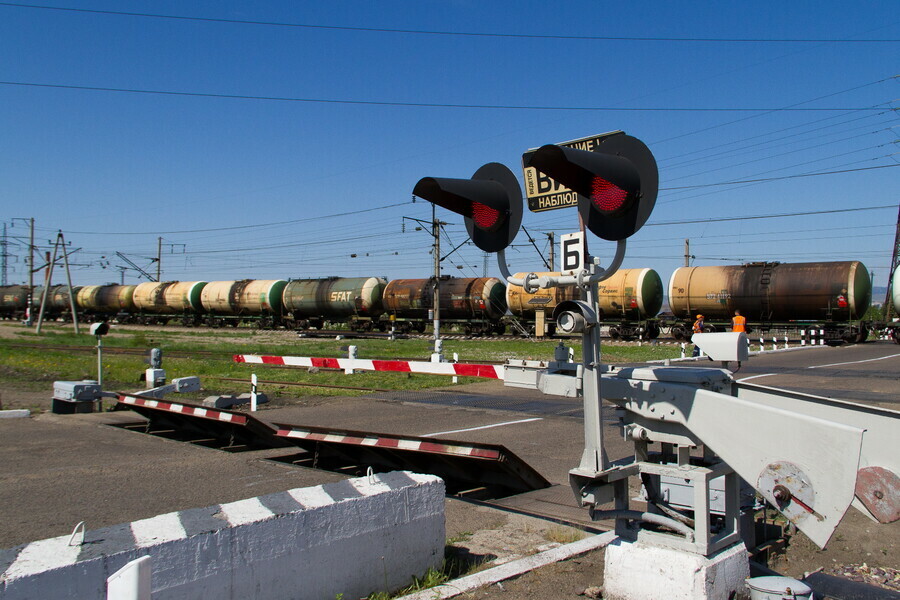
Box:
[471,201,502,230]
[591,176,630,213]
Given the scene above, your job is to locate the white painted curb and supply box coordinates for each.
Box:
[397,531,617,600]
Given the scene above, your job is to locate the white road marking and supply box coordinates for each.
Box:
[424,418,543,437]
[807,353,900,370]
[737,373,777,382]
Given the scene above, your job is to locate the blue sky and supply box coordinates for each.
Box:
[1,1,898,296]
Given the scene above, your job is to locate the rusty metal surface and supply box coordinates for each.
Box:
[383,277,506,321]
[855,466,900,524]
[0,285,29,311]
[668,261,871,322]
[76,284,137,312]
[133,281,177,313]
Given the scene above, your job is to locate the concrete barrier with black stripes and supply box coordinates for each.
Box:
[0,471,445,599]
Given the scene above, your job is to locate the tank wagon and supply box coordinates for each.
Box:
[506,268,664,339]
[131,281,207,325]
[282,277,386,330]
[0,285,80,321]
[382,277,507,334]
[200,280,287,327]
[667,261,871,343]
[506,272,582,336]
[881,264,900,344]
[0,285,29,320]
[597,268,664,339]
[76,285,137,319]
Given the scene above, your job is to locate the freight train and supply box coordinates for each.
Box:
[666,261,871,344]
[505,268,664,339]
[0,259,877,343]
[0,277,508,334]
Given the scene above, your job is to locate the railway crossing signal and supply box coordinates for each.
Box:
[524,132,658,241]
[413,162,523,253]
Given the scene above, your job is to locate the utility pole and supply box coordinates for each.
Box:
[27,218,34,324]
[36,231,79,335]
[1,223,7,285]
[548,232,556,271]
[156,236,162,282]
[684,239,691,267]
[432,205,441,341]
[883,204,900,320]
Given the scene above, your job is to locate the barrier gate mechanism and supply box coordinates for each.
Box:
[116,393,549,499]
[496,241,900,555]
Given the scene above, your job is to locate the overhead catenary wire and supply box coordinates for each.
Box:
[0,81,889,113]
[3,3,899,43]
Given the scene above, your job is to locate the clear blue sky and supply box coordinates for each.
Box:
[1,1,898,297]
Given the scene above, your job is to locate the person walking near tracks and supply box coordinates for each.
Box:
[732,310,747,333]
[692,314,705,357]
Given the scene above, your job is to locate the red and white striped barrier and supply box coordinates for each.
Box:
[118,394,248,425]
[233,354,503,379]
[275,424,502,459]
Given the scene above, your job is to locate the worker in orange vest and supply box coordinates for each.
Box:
[692,314,704,357]
[732,310,747,333]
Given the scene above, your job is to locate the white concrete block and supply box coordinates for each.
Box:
[0,410,30,419]
[0,471,445,600]
[603,539,749,600]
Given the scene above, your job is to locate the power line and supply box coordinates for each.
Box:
[0,81,888,112]
[58,201,411,235]
[660,163,899,190]
[647,204,896,226]
[4,3,899,43]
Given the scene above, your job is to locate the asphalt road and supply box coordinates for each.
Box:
[1,339,896,557]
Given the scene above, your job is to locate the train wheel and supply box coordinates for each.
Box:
[647,322,661,339]
[703,325,717,333]
[609,327,621,340]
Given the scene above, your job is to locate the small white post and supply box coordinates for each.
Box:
[452,352,459,384]
[345,345,358,374]
[800,330,806,346]
[759,336,764,352]
[250,373,258,412]
[107,555,151,600]
[680,343,686,359]
[784,336,789,350]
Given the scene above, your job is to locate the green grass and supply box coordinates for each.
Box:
[0,323,680,404]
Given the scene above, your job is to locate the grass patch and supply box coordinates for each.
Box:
[0,323,680,406]
[544,526,586,545]
[364,550,489,600]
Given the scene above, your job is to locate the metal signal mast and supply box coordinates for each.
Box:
[883,203,900,320]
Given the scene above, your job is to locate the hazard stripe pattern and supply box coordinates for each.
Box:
[275,425,501,459]
[118,395,248,425]
[234,354,503,379]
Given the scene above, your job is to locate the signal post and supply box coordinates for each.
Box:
[414,131,899,600]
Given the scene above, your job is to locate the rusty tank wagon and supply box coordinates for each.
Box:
[667,261,871,343]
